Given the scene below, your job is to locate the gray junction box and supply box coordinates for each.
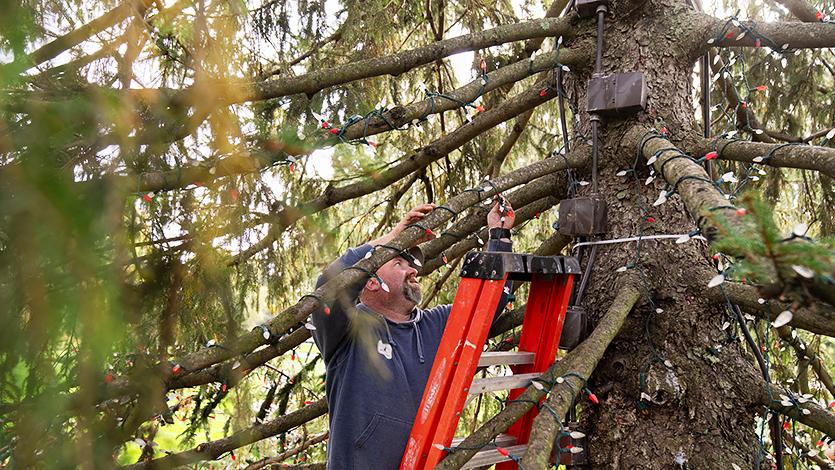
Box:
[587,71,648,116]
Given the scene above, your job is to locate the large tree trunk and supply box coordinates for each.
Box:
[567,0,763,467]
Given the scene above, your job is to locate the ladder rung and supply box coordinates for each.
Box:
[468,373,541,395]
[477,351,535,367]
[461,444,527,469]
[450,433,516,449]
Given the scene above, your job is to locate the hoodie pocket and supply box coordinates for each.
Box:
[353,412,413,469]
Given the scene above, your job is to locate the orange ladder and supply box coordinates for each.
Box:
[400,251,580,470]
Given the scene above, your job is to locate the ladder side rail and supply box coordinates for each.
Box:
[421,277,510,469]
[497,273,574,470]
[400,277,489,470]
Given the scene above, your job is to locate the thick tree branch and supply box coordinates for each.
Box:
[436,274,641,470]
[774,0,823,22]
[243,432,329,470]
[685,136,835,178]
[624,126,746,239]
[86,147,587,409]
[420,196,563,275]
[418,165,580,263]
[760,383,835,436]
[137,18,576,108]
[711,281,835,337]
[8,0,155,68]
[700,14,835,49]
[68,47,587,196]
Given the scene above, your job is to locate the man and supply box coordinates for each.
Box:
[311,199,515,470]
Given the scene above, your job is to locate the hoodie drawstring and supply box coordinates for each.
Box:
[411,309,425,363]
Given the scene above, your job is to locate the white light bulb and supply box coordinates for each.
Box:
[772,310,793,328]
[707,273,725,288]
[792,265,814,278]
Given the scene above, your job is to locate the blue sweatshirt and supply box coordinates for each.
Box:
[311,241,512,470]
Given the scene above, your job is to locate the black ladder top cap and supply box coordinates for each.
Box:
[459,252,582,280]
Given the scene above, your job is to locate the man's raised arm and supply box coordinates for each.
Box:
[310,203,437,363]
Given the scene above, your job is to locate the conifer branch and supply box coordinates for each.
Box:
[520,277,642,468]
[774,0,823,23]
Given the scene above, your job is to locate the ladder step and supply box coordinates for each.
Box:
[468,373,541,395]
[477,351,535,367]
[461,444,527,469]
[450,433,516,449]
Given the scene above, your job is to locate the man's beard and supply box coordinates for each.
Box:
[403,282,422,304]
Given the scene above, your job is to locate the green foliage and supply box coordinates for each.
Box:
[710,192,835,292]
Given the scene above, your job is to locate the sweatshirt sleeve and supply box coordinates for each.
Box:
[310,244,374,364]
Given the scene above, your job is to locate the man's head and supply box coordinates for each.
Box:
[359,249,424,315]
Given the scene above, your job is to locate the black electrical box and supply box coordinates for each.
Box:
[587,71,648,116]
[558,196,608,236]
[575,0,608,17]
[558,306,591,351]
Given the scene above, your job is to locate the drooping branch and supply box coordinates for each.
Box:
[775,326,835,400]
[707,50,775,143]
[136,17,576,108]
[713,280,835,337]
[231,78,563,264]
[685,136,835,178]
[122,399,328,470]
[760,383,835,436]
[6,0,155,69]
[436,274,641,470]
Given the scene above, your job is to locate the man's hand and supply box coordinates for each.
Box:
[393,203,437,244]
[369,203,437,247]
[487,196,515,230]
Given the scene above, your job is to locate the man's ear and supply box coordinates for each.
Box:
[364,278,379,292]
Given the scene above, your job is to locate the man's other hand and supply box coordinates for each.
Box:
[487,196,515,230]
[394,203,437,244]
[369,203,437,247]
